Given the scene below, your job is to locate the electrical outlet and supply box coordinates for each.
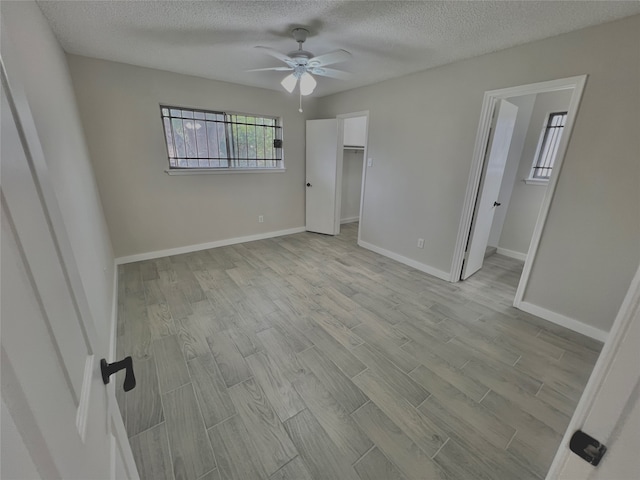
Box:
[417,238,425,249]
[367,157,373,167]
[258,215,264,223]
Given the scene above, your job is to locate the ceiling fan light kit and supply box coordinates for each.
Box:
[280,73,297,93]
[299,72,317,95]
[251,27,351,110]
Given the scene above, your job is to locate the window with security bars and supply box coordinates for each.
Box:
[160,106,282,170]
[530,111,567,180]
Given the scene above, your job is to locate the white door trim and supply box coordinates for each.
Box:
[334,117,346,236]
[335,111,369,245]
[450,76,588,307]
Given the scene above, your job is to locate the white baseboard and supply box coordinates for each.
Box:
[340,216,359,224]
[115,227,306,265]
[496,247,527,261]
[358,240,450,282]
[518,301,608,342]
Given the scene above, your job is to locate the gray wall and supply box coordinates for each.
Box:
[67,55,316,258]
[317,15,640,333]
[2,1,115,347]
[495,90,573,256]
[341,149,364,222]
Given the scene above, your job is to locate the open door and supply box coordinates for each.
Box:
[461,99,518,279]
[306,119,340,235]
[0,52,138,478]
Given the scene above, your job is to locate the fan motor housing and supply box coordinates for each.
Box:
[288,50,314,63]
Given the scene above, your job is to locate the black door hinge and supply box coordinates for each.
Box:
[569,430,607,466]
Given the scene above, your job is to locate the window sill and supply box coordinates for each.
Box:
[523,178,549,186]
[165,168,286,176]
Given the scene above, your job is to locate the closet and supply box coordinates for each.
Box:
[305,114,367,235]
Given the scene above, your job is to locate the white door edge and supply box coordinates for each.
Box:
[461,99,518,280]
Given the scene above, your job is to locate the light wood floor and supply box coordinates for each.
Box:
[116,223,602,480]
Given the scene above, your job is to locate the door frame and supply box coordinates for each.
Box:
[335,111,369,243]
[450,75,587,307]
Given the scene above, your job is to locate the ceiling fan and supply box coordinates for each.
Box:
[249,28,351,97]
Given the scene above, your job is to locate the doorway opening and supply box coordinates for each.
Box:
[337,113,368,245]
[451,76,587,307]
[304,111,369,243]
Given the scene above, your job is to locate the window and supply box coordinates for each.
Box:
[160,106,282,172]
[529,111,567,182]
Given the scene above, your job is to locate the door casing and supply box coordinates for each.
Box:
[451,75,587,308]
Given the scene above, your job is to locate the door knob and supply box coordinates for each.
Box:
[306,182,312,187]
[101,356,136,392]
[493,201,501,207]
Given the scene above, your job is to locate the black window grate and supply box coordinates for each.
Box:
[160,106,282,169]
[532,111,567,179]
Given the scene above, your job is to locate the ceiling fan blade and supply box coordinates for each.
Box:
[246,67,294,72]
[254,46,296,66]
[308,49,351,67]
[310,67,351,80]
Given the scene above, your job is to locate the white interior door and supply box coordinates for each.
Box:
[462,99,518,279]
[547,265,640,479]
[306,119,339,235]
[0,59,137,479]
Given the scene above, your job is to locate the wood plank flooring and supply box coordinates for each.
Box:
[117,223,602,480]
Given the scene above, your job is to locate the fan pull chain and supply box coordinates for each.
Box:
[299,90,303,113]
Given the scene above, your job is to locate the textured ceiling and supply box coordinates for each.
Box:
[37,1,640,97]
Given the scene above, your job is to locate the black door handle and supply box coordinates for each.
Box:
[101,356,136,392]
[306,182,312,187]
[493,201,501,207]
[570,430,607,466]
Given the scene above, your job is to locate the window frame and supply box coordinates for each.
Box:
[525,110,568,185]
[159,104,285,175]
